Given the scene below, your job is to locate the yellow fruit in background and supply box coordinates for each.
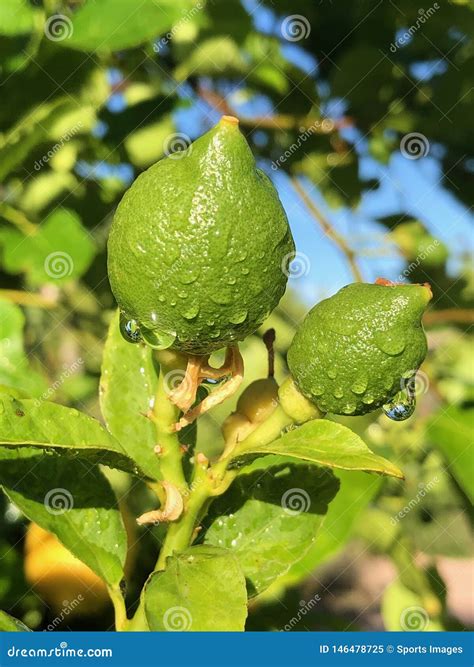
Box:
[24,524,109,616]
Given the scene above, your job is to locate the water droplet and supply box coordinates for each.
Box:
[178,290,188,299]
[362,394,374,405]
[383,387,416,421]
[312,385,324,397]
[241,267,250,275]
[351,375,368,395]
[229,310,247,325]
[182,303,199,320]
[227,276,236,285]
[374,329,406,356]
[209,329,221,339]
[141,327,176,350]
[211,293,231,305]
[333,387,344,399]
[119,314,142,344]
[158,295,165,303]
[236,249,248,262]
[327,367,337,379]
[342,404,356,415]
[179,269,198,285]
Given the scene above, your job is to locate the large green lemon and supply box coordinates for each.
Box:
[108,116,294,354]
[287,282,431,416]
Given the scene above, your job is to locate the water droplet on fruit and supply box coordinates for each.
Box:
[179,269,198,285]
[158,294,165,303]
[362,394,374,405]
[342,403,356,415]
[119,314,142,344]
[327,367,337,379]
[229,310,247,325]
[312,385,324,397]
[236,249,248,262]
[227,276,236,285]
[333,387,343,399]
[383,387,416,421]
[140,327,176,350]
[241,267,250,275]
[374,329,406,356]
[351,376,368,395]
[182,303,199,320]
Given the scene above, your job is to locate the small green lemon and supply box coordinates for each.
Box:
[108,116,294,355]
[287,281,432,416]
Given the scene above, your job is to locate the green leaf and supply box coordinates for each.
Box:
[64,0,196,52]
[0,0,36,36]
[273,469,381,593]
[2,208,95,285]
[0,609,31,631]
[428,406,474,503]
[144,545,247,631]
[381,580,444,631]
[100,311,161,481]
[235,419,404,479]
[0,447,127,588]
[204,459,339,596]
[0,394,145,477]
[0,300,46,398]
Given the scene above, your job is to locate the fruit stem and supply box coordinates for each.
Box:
[151,352,188,493]
[108,585,128,632]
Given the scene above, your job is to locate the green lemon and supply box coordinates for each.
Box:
[287,282,432,416]
[108,116,294,354]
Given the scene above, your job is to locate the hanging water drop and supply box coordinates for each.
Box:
[119,313,142,343]
[383,386,416,421]
[140,327,176,350]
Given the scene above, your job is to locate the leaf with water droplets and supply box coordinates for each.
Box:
[144,546,247,631]
[100,311,162,480]
[234,419,404,479]
[0,394,144,476]
[204,460,339,596]
[0,446,126,588]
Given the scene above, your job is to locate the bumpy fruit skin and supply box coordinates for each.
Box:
[287,282,431,416]
[108,117,294,354]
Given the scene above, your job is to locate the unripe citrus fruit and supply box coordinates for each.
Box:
[108,116,294,355]
[287,282,431,417]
